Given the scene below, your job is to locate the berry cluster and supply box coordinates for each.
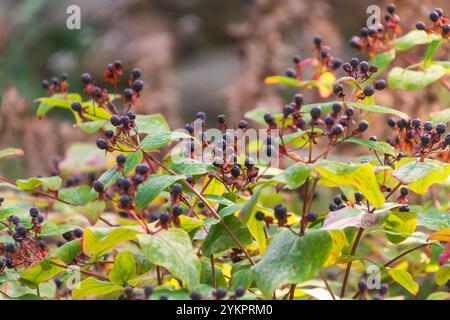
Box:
[41,61,145,155]
[333,58,385,101]
[184,113,260,191]
[285,35,342,81]
[41,73,70,96]
[386,117,449,159]
[416,8,449,38]
[350,4,401,57]
[0,208,47,272]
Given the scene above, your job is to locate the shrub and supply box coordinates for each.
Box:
[0,4,448,300]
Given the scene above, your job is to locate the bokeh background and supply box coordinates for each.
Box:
[0,0,449,178]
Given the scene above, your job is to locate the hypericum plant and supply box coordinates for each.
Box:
[0,4,449,301]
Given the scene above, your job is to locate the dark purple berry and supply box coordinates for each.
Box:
[81,73,92,85]
[96,138,109,150]
[116,154,126,166]
[255,211,265,221]
[29,207,39,218]
[374,79,386,90]
[274,204,287,220]
[416,21,426,30]
[71,101,82,112]
[93,181,104,193]
[132,80,144,92]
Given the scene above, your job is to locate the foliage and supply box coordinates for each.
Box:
[0,4,449,301]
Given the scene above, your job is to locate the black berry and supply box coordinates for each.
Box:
[159,211,170,224]
[374,79,386,90]
[363,85,375,96]
[132,80,144,92]
[274,204,287,220]
[255,211,265,221]
[354,191,363,203]
[429,11,439,22]
[416,21,426,30]
[400,187,408,196]
[73,228,83,238]
[81,73,92,84]
[29,207,39,218]
[172,205,183,217]
[171,183,182,195]
[310,106,322,119]
[96,139,109,150]
[116,154,127,166]
[358,120,369,132]
[71,101,82,112]
[135,164,149,175]
[93,181,104,193]
[436,123,446,135]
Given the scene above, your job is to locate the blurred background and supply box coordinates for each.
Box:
[0,0,448,178]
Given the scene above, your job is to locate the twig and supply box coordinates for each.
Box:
[340,227,364,298]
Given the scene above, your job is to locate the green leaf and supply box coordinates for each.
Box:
[369,49,396,76]
[384,212,417,244]
[230,268,254,290]
[388,65,446,90]
[76,201,106,225]
[109,252,138,285]
[202,215,253,256]
[72,277,124,300]
[247,209,267,254]
[0,206,24,220]
[394,30,442,51]
[169,158,212,176]
[78,120,108,134]
[96,150,143,188]
[252,229,332,297]
[238,182,271,223]
[135,174,185,210]
[315,160,385,208]
[83,226,142,257]
[58,185,95,206]
[435,266,450,286]
[51,239,82,264]
[271,163,313,189]
[423,40,443,68]
[343,102,408,119]
[388,269,419,295]
[135,114,170,134]
[138,229,200,289]
[16,176,62,192]
[427,291,450,300]
[342,137,397,156]
[199,259,227,288]
[417,208,450,231]
[264,76,305,87]
[140,131,191,151]
[20,260,64,288]
[0,148,24,160]
[429,108,450,125]
[392,158,450,194]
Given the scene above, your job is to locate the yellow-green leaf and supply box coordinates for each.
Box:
[315,160,384,208]
[388,269,419,295]
[392,158,450,194]
[72,277,124,300]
